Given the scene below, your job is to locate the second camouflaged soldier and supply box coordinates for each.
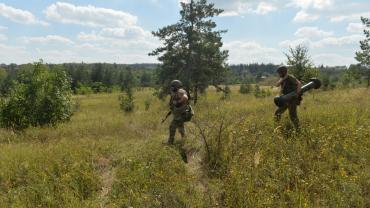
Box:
[167,80,190,145]
[275,65,302,129]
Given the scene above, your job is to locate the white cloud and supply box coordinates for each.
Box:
[0,3,47,25]
[290,0,333,10]
[0,26,7,31]
[224,40,283,64]
[23,35,74,45]
[219,11,240,17]
[293,10,320,22]
[312,35,362,48]
[312,53,355,66]
[197,0,280,16]
[0,43,28,63]
[100,26,151,39]
[0,34,7,41]
[295,27,333,39]
[78,30,158,50]
[346,23,366,33]
[45,2,137,28]
[77,31,105,42]
[330,12,370,22]
[254,2,277,15]
[279,38,312,48]
[280,34,362,49]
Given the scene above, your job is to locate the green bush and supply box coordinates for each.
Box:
[119,93,134,112]
[75,82,93,95]
[254,85,271,98]
[221,86,231,100]
[239,83,252,94]
[91,82,107,93]
[0,61,74,129]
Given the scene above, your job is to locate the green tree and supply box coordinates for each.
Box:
[0,68,7,94]
[91,63,104,83]
[0,61,74,129]
[321,74,330,90]
[119,68,136,112]
[150,0,229,104]
[139,72,153,87]
[285,44,318,82]
[355,17,370,87]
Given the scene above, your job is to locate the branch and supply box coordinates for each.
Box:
[212,84,226,93]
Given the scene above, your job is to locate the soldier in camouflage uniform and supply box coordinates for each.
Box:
[275,65,302,129]
[167,80,189,145]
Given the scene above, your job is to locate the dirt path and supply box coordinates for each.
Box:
[96,157,115,208]
[186,150,207,191]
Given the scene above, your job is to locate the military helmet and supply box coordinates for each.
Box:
[276,65,288,75]
[170,80,183,89]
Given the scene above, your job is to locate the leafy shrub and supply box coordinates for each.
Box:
[254,85,271,98]
[75,82,93,95]
[91,82,107,93]
[0,61,74,129]
[221,86,231,100]
[119,93,134,112]
[239,83,252,94]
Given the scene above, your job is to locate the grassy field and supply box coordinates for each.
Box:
[0,87,369,207]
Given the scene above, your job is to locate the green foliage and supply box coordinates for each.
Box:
[150,0,229,103]
[119,68,136,112]
[221,86,231,100]
[75,82,93,95]
[340,65,363,88]
[119,93,134,112]
[0,61,74,130]
[0,68,7,90]
[91,82,107,93]
[285,45,319,82]
[254,85,271,98]
[355,16,370,87]
[239,83,252,94]
[321,74,331,90]
[139,71,153,87]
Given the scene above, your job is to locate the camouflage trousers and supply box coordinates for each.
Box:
[274,102,299,129]
[168,119,185,144]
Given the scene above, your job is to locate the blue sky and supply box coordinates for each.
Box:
[0,0,369,66]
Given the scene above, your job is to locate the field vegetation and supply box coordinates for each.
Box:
[0,86,369,207]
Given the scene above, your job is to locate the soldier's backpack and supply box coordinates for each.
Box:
[182,104,194,122]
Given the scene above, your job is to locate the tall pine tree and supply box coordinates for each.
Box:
[355,17,370,87]
[149,0,229,104]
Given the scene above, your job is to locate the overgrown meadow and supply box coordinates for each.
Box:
[0,87,369,207]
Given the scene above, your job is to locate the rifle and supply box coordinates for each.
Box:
[161,111,172,124]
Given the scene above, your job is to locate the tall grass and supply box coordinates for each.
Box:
[0,87,369,207]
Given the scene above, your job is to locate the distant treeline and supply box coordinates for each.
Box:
[0,62,365,95]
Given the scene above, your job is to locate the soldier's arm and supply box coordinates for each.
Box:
[296,79,302,95]
[177,89,188,105]
[276,79,282,87]
[276,74,288,87]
